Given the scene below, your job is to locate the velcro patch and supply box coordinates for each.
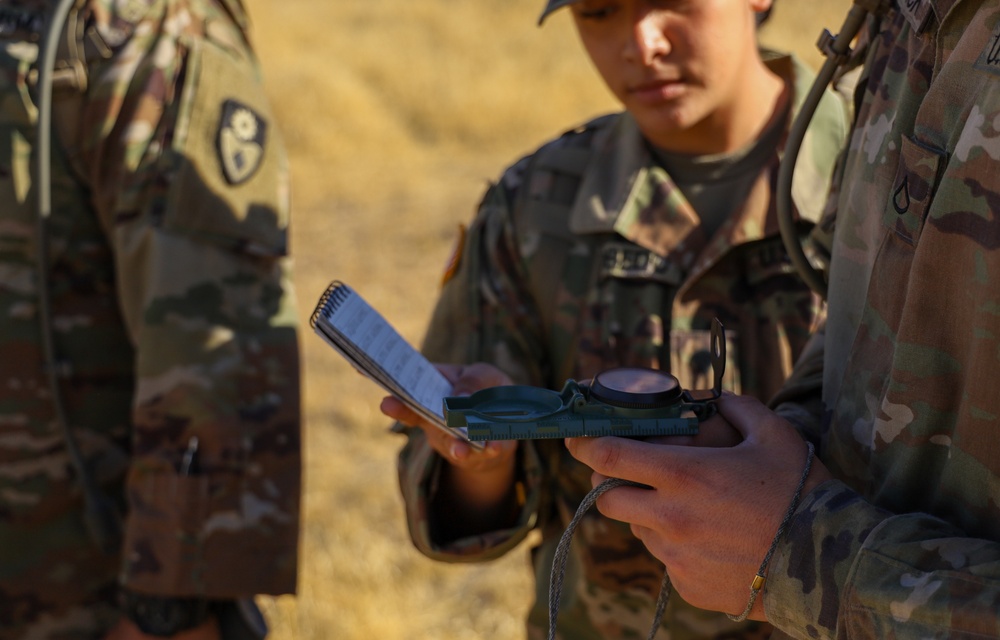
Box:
[217,100,267,185]
[975,21,1000,76]
[742,240,797,286]
[0,6,44,41]
[599,243,682,285]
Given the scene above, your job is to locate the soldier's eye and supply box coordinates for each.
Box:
[652,0,692,7]
[575,2,619,20]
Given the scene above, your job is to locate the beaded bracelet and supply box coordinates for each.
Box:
[726,441,816,622]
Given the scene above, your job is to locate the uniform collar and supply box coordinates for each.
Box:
[566,52,843,261]
[567,112,701,254]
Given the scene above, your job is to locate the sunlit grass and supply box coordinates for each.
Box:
[242,1,855,637]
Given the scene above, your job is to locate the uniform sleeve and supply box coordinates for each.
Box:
[764,481,1000,639]
[769,60,848,443]
[770,319,825,445]
[770,171,837,443]
[397,172,550,562]
[73,0,300,598]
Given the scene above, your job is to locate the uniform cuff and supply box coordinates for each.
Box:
[121,464,300,597]
[399,434,542,562]
[763,480,888,638]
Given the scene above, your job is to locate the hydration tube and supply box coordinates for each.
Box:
[776,0,888,299]
[37,0,123,554]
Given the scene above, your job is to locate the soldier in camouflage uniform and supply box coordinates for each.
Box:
[0,0,300,638]
[566,0,1000,637]
[386,0,849,638]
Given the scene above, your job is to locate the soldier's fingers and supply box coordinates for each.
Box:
[379,395,422,425]
[434,363,466,385]
[567,436,685,487]
[628,522,673,561]
[425,429,462,459]
[448,438,477,462]
[590,483,666,533]
[450,362,514,396]
[448,437,517,468]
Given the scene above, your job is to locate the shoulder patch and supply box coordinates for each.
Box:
[441,224,467,287]
[218,99,267,185]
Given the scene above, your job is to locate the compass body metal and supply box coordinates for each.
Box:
[443,320,727,441]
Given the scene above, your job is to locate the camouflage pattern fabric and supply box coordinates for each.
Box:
[0,0,301,636]
[767,1,1000,637]
[397,53,848,640]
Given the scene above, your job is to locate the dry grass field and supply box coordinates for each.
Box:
[240,1,854,638]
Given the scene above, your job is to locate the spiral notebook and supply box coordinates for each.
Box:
[310,281,478,447]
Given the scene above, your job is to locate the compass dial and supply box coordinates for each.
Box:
[590,368,683,409]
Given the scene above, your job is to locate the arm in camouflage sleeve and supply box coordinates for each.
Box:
[68,0,300,597]
[418,175,550,381]
[763,144,1000,638]
[566,396,1000,639]
[767,227,831,443]
[397,174,549,562]
[765,482,1000,638]
[769,319,825,446]
[765,4,1000,635]
[769,108,843,444]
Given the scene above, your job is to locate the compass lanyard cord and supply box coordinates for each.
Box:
[776,0,885,300]
[37,0,122,554]
[548,478,666,640]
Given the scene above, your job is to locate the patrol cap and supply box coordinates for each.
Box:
[538,1,777,26]
[538,0,578,24]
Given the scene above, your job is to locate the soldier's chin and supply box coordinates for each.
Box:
[628,104,704,148]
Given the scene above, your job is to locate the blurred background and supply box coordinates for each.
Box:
[241,1,854,637]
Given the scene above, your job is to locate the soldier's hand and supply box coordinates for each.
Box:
[565,393,831,620]
[381,362,518,474]
[104,617,220,640]
[383,362,519,526]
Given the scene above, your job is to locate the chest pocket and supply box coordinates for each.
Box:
[576,248,743,394]
[576,242,681,374]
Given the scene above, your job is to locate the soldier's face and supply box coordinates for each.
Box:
[570,0,772,154]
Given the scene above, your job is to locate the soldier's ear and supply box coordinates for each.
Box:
[749,0,773,14]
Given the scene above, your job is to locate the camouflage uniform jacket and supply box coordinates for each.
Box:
[766,1,1000,637]
[0,0,300,635]
[398,53,848,639]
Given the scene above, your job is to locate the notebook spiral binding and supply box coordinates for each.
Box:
[310,280,352,328]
